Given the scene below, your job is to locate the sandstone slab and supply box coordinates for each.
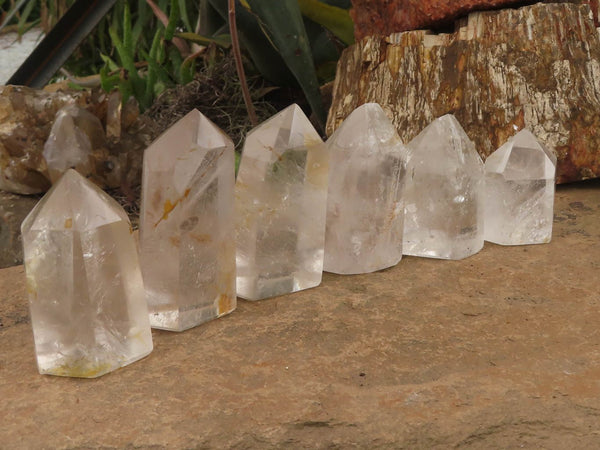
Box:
[1,178,599,447]
[328,3,600,183]
[0,191,39,268]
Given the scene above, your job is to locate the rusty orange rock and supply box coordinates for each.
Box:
[350,0,599,39]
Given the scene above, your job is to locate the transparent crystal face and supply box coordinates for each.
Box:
[140,109,236,331]
[485,130,556,181]
[235,104,328,300]
[403,114,484,260]
[484,129,557,245]
[26,170,128,232]
[324,103,407,274]
[21,170,152,378]
[42,106,105,183]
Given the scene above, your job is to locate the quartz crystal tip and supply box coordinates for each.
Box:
[403,114,485,260]
[235,104,328,300]
[324,103,407,274]
[485,129,557,180]
[21,169,153,378]
[43,105,107,184]
[140,109,237,331]
[484,129,557,245]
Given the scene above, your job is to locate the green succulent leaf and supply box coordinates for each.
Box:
[298,0,354,45]
[165,0,179,41]
[245,0,326,127]
[206,0,295,86]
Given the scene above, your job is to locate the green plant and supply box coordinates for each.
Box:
[204,0,353,128]
[1,0,355,125]
[1,0,41,35]
[97,1,206,110]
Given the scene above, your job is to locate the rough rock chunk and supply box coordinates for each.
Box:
[0,85,157,195]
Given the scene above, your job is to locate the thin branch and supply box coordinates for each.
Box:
[228,0,258,127]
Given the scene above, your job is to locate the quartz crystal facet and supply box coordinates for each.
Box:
[235,104,328,300]
[21,169,153,378]
[43,105,106,183]
[140,109,236,331]
[484,129,557,245]
[324,103,407,274]
[403,114,484,260]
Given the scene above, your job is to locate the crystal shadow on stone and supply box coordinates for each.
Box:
[140,109,236,331]
[484,129,557,245]
[21,169,153,378]
[324,103,407,274]
[235,104,328,300]
[403,114,484,260]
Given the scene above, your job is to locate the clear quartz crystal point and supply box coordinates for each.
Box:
[21,169,153,378]
[324,103,407,274]
[403,114,484,260]
[484,129,557,245]
[43,105,105,183]
[235,104,328,300]
[140,109,236,331]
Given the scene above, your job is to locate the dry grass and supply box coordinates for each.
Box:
[145,55,278,151]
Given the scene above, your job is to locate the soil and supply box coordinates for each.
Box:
[0,179,599,448]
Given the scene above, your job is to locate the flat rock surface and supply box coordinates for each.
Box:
[1,180,599,448]
[0,191,38,268]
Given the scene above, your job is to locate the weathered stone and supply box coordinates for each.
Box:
[350,0,600,40]
[0,85,157,194]
[328,3,600,183]
[0,191,39,268]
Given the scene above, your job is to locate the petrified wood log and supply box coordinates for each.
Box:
[328,3,600,183]
[351,0,600,39]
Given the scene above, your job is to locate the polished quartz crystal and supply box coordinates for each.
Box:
[324,103,406,274]
[140,109,236,331]
[403,114,484,260]
[43,105,106,183]
[21,169,153,378]
[235,104,328,300]
[484,129,557,245]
